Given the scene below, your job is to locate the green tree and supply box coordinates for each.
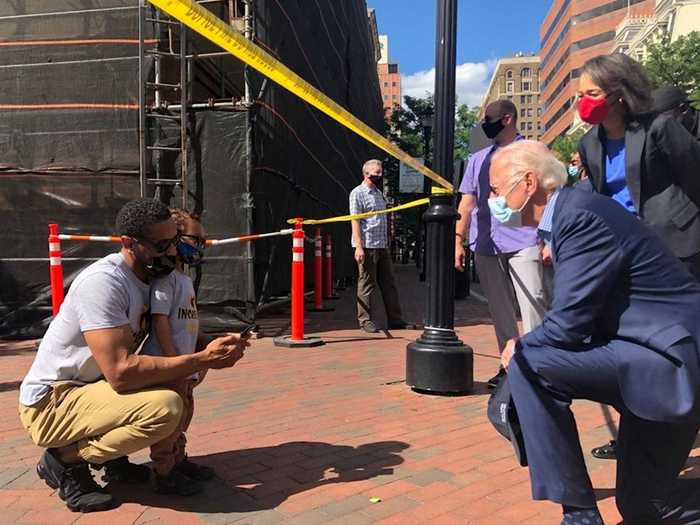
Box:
[644,31,700,105]
[550,129,586,165]
[454,104,480,161]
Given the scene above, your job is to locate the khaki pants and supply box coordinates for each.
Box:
[19,380,183,468]
[356,248,403,326]
[149,377,195,475]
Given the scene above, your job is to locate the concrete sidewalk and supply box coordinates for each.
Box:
[0,265,696,524]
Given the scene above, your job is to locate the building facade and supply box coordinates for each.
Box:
[478,54,543,141]
[612,0,700,59]
[539,0,655,145]
[377,35,402,119]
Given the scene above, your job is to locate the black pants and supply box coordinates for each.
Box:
[681,252,700,283]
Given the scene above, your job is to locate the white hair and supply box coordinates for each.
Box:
[362,159,383,175]
[491,140,567,191]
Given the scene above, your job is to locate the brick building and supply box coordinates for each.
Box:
[539,0,655,144]
[377,35,402,119]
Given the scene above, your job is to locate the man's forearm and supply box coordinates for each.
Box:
[455,196,473,245]
[351,220,363,249]
[114,352,206,392]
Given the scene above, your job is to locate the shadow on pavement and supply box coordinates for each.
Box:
[109,440,408,514]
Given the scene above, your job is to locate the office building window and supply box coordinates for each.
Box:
[520,108,526,118]
[521,95,526,104]
[521,67,531,78]
[522,81,531,92]
[537,108,542,117]
[527,122,533,131]
[527,95,533,103]
[527,108,533,117]
[392,81,397,87]
[506,69,513,79]
[384,82,388,87]
[506,81,514,92]
[520,122,525,131]
[388,64,398,74]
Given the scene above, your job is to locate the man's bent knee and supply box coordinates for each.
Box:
[144,389,184,437]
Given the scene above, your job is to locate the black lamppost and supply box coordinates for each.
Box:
[418,114,432,281]
[406,0,473,394]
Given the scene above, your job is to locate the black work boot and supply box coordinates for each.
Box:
[153,468,203,496]
[94,456,151,484]
[37,449,118,513]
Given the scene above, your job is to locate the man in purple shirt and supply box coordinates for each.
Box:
[455,100,548,388]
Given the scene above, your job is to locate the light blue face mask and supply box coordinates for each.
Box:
[487,176,529,227]
[567,165,580,178]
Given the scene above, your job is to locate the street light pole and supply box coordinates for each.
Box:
[406,0,473,394]
[418,115,432,281]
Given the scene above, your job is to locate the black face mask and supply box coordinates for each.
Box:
[145,255,177,278]
[369,176,383,189]
[482,118,505,139]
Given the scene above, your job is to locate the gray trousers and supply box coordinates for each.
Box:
[475,245,548,352]
[356,248,403,326]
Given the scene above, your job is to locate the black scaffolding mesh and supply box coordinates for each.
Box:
[0,0,384,337]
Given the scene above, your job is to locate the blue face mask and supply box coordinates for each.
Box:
[487,176,528,227]
[567,165,580,178]
[176,240,204,267]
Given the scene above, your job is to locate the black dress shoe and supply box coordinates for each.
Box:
[487,368,506,389]
[591,440,617,460]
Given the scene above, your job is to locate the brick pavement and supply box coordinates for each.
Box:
[0,265,697,524]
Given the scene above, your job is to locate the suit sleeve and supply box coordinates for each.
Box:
[520,210,624,350]
[655,115,700,206]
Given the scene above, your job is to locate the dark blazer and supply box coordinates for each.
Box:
[520,187,700,423]
[578,113,700,258]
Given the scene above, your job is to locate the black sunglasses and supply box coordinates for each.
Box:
[135,233,180,253]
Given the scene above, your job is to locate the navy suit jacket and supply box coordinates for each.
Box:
[520,187,700,423]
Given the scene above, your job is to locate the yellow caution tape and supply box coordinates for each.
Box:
[147,0,453,191]
[288,197,430,225]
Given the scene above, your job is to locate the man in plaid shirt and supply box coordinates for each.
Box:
[349,159,406,333]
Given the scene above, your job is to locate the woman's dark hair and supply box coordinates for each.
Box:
[581,53,654,118]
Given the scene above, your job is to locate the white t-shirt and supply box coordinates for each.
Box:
[142,270,199,357]
[19,253,151,406]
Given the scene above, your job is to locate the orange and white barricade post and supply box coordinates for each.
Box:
[48,224,65,316]
[306,227,334,312]
[323,233,340,300]
[273,222,324,347]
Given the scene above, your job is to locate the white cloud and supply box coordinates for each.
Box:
[401,60,496,108]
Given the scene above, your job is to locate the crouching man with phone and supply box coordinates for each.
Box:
[18,199,249,513]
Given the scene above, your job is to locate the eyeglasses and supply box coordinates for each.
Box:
[490,174,525,197]
[180,234,207,249]
[135,233,180,253]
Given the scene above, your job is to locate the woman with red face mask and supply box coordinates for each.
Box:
[577,53,700,278]
[576,53,700,461]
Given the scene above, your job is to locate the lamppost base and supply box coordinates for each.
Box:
[273,335,325,348]
[406,331,473,394]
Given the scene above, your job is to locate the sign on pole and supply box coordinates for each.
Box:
[399,158,425,194]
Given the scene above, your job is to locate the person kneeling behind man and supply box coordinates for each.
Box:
[18,199,249,513]
[490,141,700,524]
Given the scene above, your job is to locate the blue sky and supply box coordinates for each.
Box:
[369,0,552,107]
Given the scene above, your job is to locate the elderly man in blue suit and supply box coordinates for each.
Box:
[489,140,700,525]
